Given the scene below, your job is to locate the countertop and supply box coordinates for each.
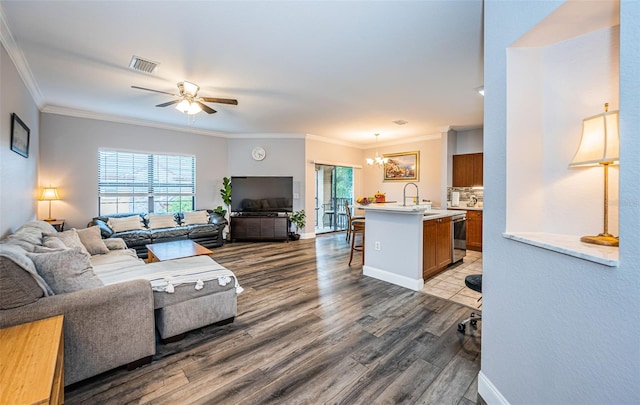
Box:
[448,206,483,211]
[358,204,463,220]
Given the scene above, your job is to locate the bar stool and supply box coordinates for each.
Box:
[349,219,365,265]
[457,274,482,333]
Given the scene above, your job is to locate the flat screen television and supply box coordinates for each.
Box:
[231,176,293,214]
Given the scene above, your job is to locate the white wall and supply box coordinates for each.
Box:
[363,137,442,207]
[0,42,39,237]
[482,2,640,404]
[507,26,620,236]
[455,128,483,154]
[39,113,228,229]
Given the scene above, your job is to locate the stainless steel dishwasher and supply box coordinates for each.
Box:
[452,213,467,263]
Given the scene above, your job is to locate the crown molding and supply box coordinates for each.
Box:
[41,105,231,138]
[0,4,44,107]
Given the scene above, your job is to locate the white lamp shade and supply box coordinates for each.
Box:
[175,99,202,115]
[570,109,619,167]
[180,81,199,97]
[187,102,202,115]
[40,187,60,201]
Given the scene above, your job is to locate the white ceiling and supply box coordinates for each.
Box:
[0,0,484,147]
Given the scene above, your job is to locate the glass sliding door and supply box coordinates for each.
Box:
[315,164,354,234]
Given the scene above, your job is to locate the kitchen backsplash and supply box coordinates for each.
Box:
[447,187,484,208]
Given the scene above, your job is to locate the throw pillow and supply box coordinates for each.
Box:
[182,211,210,226]
[75,226,110,255]
[41,236,67,250]
[27,247,104,294]
[107,215,145,233]
[147,214,178,229]
[43,229,90,255]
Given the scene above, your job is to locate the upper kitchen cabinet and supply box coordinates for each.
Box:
[452,153,483,187]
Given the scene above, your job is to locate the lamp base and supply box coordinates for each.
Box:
[43,218,57,222]
[580,233,619,247]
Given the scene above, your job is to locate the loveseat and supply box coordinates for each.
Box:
[89,209,227,259]
[0,220,240,386]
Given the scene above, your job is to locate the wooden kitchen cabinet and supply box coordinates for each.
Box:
[452,152,483,187]
[422,216,452,280]
[466,210,483,251]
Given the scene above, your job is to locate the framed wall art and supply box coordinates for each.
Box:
[10,113,30,158]
[383,151,419,181]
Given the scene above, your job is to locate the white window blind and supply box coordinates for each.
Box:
[98,150,195,215]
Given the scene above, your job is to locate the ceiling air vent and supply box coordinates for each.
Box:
[128,55,159,74]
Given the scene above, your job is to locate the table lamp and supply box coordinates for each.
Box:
[569,103,619,247]
[40,187,60,221]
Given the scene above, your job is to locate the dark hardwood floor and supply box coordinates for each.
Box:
[65,233,482,404]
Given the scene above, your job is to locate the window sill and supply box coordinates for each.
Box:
[502,232,619,267]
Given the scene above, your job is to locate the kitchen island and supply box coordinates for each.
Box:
[359,204,462,291]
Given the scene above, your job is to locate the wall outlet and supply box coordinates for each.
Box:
[375,241,381,251]
[293,193,300,199]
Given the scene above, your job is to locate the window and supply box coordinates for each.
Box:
[98,150,195,215]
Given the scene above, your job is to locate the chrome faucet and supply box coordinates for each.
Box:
[402,182,419,206]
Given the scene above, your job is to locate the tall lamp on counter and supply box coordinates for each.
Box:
[569,103,619,247]
[40,186,60,221]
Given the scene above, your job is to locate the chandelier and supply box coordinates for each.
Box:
[366,133,388,167]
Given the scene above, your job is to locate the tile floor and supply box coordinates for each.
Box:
[423,250,483,309]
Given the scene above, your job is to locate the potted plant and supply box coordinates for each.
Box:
[219,177,232,240]
[289,209,306,241]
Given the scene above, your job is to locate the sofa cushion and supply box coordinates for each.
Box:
[150,227,189,240]
[182,211,209,225]
[147,214,179,230]
[0,254,45,309]
[27,247,104,294]
[76,226,110,255]
[42,236,67,250]
[187,223,218,237]
[43,229,90,255]
[111,230,152,246]
[5,225,46,252]
[107,215,145,233]
[0,242,54,298]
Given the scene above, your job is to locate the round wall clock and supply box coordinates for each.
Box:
[251,146,266,161]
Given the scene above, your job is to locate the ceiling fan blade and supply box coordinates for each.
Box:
[200,97,238,105]
[195,101,217,114]
[156,100,180,107]
[131,85,178,97]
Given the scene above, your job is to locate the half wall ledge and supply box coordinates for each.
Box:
[503,232,619,267]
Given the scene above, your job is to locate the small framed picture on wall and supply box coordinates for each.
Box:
[10,113,30,158]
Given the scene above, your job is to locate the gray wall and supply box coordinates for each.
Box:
[227,136,306,232]
[0,43,40,237]
[39,113,228,229]
[482,2,640,404]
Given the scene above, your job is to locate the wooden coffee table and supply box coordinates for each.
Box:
[146,239,213,263]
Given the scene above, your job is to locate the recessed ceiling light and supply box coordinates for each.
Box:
[392,120,408,125]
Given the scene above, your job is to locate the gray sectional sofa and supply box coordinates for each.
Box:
[89,209,227,259]
[0,220,240,386]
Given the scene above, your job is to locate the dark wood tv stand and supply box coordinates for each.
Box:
[231,214,289,241]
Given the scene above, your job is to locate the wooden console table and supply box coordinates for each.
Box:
[0,315,64,405]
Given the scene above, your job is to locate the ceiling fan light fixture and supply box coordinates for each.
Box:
[175,99,201,115]
[187,102,202,115]
[179,81,200,97]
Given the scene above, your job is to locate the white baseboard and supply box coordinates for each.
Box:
[478,370,510,405]
[299,232,315,240]
[362,265,424,291]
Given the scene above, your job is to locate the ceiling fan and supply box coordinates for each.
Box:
[131,81,238,115]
